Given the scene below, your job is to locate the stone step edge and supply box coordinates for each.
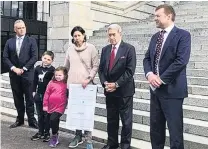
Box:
[1,84,208,111]
[1,96,208,129]
[1,105,208,147]
[1,87,208,113]
[0,106,169,149]
[96,93,208,113]
[93,115,208,145]
[2,77,208,89]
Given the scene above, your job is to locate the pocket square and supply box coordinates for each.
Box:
[120,56,126,59]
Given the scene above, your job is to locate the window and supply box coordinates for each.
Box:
[19,2,23,18]
[3,1,11,16]
[1,1,37,20]
[12,1,18,17]
[29,34,47,59]
[0,1,3,15]
[23,2,37,20]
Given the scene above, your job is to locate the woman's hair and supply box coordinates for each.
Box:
[42,51,54,60]
[52,66,68,83]
[71,26,87,43]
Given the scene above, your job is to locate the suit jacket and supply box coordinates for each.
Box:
[98,41,137,97]
[3,35,38,82]
[143,26,191,98]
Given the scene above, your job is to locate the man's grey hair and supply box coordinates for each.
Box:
[107,24,122,33]
[14,19,25,27]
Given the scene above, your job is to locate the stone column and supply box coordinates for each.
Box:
[68,1,94,42]
[47,2,69,67]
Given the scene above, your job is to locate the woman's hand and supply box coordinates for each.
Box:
[82,78,91,89]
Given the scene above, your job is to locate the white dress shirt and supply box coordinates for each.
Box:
[11,35,26,71]
[111,40,121,56]
[147,24,175,91]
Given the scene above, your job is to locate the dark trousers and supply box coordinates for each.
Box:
[150,94,184,149]
[47,112,62,135]
[10,75,36,124]
[106,96,133,149]
[34,94,50,135]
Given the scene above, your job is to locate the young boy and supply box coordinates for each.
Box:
[31,51,55,142]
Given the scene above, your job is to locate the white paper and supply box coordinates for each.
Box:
[66,84,97,131]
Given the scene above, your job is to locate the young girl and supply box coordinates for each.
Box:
[43,66,68,147]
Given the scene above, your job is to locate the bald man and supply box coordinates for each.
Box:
[3,19,38,129]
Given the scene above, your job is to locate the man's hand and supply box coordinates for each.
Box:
[13,67,23,75]
[20,69,24,74]
[105,82,116,92]
[82,79,91,89]
[147,73,162,88]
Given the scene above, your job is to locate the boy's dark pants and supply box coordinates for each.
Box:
[34,93,50,135]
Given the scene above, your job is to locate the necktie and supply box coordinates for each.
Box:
[154,30,166,75]
[109,46,116,71]
[16,37,22,57]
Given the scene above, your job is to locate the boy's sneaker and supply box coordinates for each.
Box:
[31,132,44,141]
[68,135,83,148]
[49,134,59,147]
[43,133,50,142]
[86,143,93,149]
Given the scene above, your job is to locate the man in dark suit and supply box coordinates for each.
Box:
[3,20,38,129]
[143,4,191,149]
[98,24,136,149]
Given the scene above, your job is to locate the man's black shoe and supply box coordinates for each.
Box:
[101,145,119,149]
[9,121,24,128]
[29,122,38,129]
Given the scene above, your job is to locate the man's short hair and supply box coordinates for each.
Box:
[155,4,176,22]
[14,19,25,28]
[107,24,122,33]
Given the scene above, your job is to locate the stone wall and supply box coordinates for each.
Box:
[47,1,167,67]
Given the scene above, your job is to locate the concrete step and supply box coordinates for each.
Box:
[97,81,208,97]
[94,54,208,62]
[0,106,157,149]
[176,14,208,19]
[94,74,208,86]
[92,28,208,37]
[1,74,208,108]
[177,1,208,5]
[175,4,208,10]
[1,98,208,149]
[2,70,208,91]
[93,115,208,149]
[1,87,208,122]
[100,21,208,31]
[95,44,208,53]
[88,39,208,47]
[89,34,208,42]
[1,96,208,140]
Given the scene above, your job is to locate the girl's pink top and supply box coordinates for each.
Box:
[43,80,68,114]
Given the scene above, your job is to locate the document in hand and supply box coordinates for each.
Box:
[66,84,98,131]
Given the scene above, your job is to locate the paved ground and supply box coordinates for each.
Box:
[1,114,104,149]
